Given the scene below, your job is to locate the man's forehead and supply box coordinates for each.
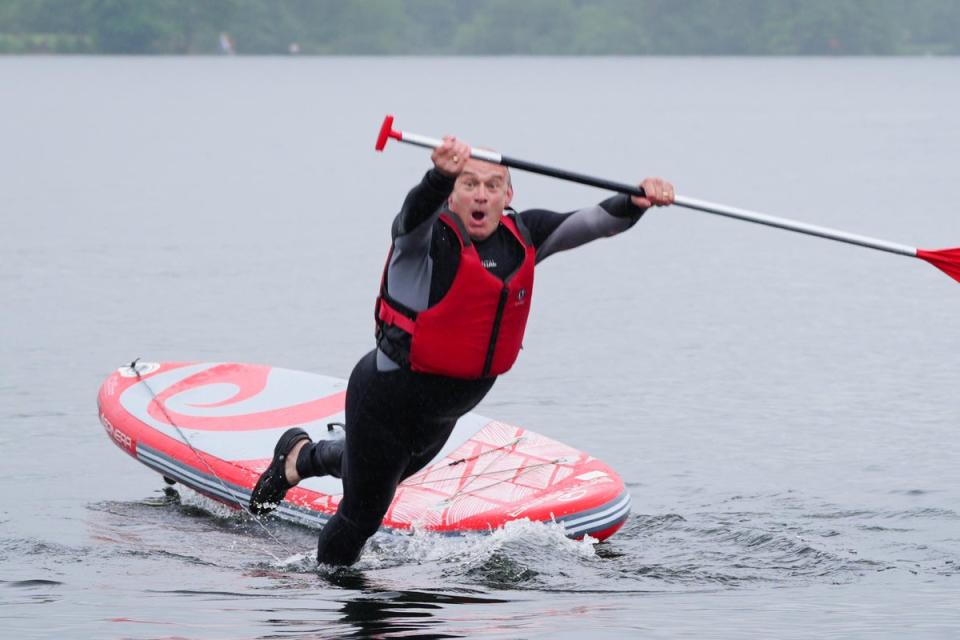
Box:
[459,160,509,181]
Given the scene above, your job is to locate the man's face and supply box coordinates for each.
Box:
[447,160,513,242]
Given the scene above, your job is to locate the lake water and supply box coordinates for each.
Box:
[1,56,958,638]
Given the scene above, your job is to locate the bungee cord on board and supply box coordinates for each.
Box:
[443,458,564,504]
[403,459,568,490]
[402,433,572,505]
[440,460,568,507]
[411,433,571,506]
[447,437,524,466]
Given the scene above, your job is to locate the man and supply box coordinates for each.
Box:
[250,135,675,565]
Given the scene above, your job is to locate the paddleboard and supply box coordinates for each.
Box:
[96,361,630,540]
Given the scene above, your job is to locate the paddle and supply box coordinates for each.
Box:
[375,114,960,284]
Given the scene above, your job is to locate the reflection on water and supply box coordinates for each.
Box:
[327,570,508,639]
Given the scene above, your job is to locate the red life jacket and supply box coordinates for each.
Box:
[375,212,536,379]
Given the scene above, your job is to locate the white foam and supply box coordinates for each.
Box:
[359,517,599,570]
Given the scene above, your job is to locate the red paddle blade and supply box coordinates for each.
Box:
[917,248,960,284]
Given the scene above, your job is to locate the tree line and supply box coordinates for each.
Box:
[1,0,958,55]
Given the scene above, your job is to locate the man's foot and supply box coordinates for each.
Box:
[249,428,311,515]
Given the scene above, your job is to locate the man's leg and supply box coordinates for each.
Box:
[316,401,412,565]
[312,352,491,565]
[311,350,410,565]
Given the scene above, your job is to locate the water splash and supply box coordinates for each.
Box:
[83,483,958,593]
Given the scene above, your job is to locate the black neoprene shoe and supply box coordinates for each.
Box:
[249,427,311,515]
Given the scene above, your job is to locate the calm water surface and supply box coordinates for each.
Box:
[1,56,958,638]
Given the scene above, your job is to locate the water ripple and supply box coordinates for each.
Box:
[78,484,960,597]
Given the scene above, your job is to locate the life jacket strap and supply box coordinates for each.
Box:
[377,297,417,335]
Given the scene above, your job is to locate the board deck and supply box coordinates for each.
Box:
[97,361,630,540]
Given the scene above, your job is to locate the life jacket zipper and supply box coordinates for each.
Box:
[478,223,527,378]
[482,284,510,377]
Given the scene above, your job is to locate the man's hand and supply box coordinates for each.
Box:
[632,177,675,209]
[432,136,470,178]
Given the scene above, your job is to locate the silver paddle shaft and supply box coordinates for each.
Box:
[674,195,918,257]
[391,128,917,258]
[397,131,503,163]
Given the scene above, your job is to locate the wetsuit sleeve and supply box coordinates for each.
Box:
[392,169,456,241]
[385,167,456,306]
[519,194,647,263]
[378,169,457,372]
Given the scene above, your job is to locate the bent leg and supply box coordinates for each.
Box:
[316,404,412,565]
[316,417,458,565]
[315,351,411,566]
[313,351,495,566]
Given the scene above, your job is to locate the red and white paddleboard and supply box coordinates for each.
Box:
[96,361,630,541]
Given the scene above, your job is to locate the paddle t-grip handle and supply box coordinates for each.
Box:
[375,115,399,151]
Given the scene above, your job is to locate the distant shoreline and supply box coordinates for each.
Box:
[2,1,958,57]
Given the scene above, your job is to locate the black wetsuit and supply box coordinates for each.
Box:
[298,169,646,565]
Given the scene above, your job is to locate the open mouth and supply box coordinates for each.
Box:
[471,211,485,222]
